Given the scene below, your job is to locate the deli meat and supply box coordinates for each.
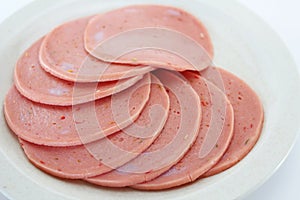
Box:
[85,70,201,187]
[4,74,151,146]
[18,74,169,179]
[15,38,143,106]
[200,67,264,176]
[19,138,112,179]
[39,17,153,83]
[84,5,213,71]
[132,72,234,190]
[3,5,265,191]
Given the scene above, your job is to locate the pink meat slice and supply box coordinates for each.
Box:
[4,74,151,146]
[19,138,112,179]
[84,5,213,71]
[132,72,234,190]
[83,74,170,171]
[39,16,153,83]
[85,70,201,187]
[200,67,264,176]
[15,38,143,106]
[18,75,169,179]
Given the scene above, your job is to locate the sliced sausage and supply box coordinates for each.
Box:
[18,74,169,179]
[85,70,201,187]
[84,5,213,71]
[4,74,151,146]
[200,67,264,176]
[132,72,234,190]
[19,138,112,179]
[15,38,143,106]
[39,16,153,83]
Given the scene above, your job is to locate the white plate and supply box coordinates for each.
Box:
[0,0,299,199]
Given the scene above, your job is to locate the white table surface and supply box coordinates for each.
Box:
[0,0,299,199]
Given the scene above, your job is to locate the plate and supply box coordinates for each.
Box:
[0,0,300,199]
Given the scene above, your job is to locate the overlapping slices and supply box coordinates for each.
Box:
[200,67,264,177]
[12,74,169,179]
[84,5,213,71]
[39,16,154,82]
[3,4,264,191]
[132,71,234,190]
[5,73,151,146]
[85,70,202,187]
[15,38,143,106]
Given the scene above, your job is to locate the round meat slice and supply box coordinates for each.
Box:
[200,67,264,176]
[83,74,170,170]
[15,38,143,106]
[85,70,201,187]
[19,138,112,179]
[39,16,153,83]
[132,72,234,190]
[18,75,169,179]
[4,74,151,146]
[84,5,213,71]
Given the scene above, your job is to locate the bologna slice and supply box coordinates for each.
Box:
[18,75,169,179]
[83,74,170,171]
[84,5,213,71]
[19,138,112,179]
[4,74,151,146]
[132,72,234,190]
[200,67,264,176]
[85,70,201,187]
[15,38,143,106]
[39,16,153,83]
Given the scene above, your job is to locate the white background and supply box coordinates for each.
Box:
[0,0,299,199]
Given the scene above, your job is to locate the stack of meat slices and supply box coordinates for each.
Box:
[3,5,264,190]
